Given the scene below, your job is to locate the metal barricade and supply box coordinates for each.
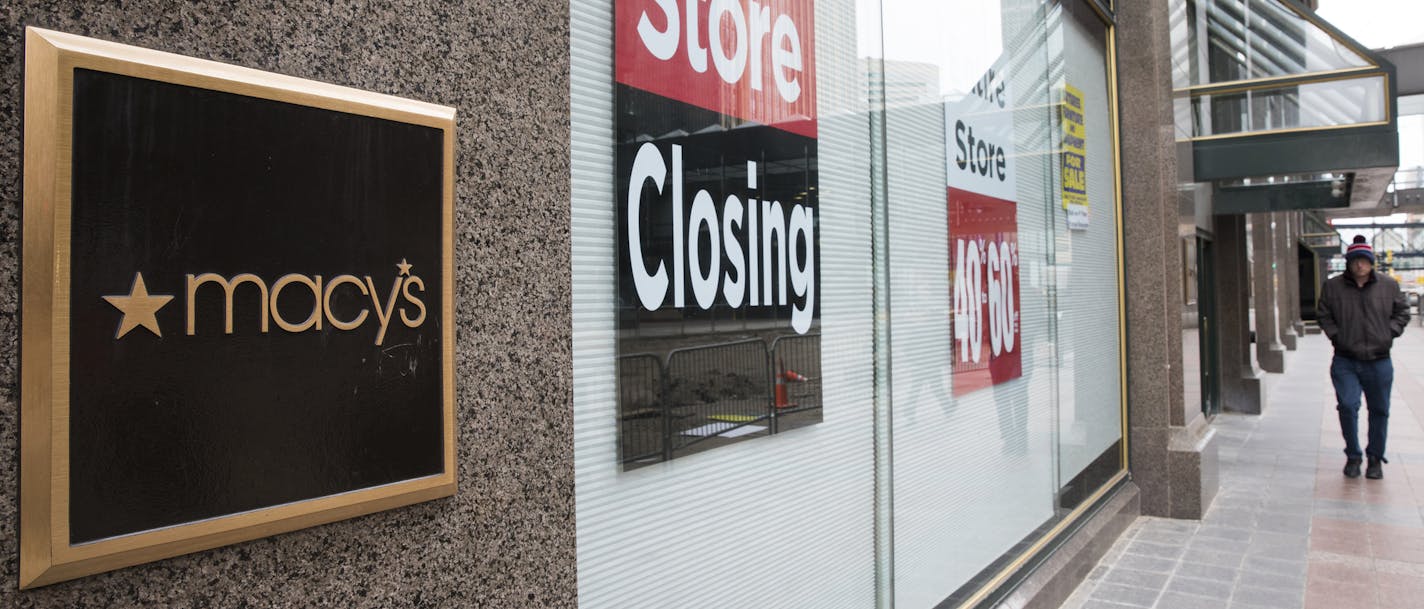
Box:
[618,334,822,467]
[663,339,773,456]
[769,333,822,432]
[617,353,667,465]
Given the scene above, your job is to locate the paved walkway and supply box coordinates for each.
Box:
[1061,329,1424,609]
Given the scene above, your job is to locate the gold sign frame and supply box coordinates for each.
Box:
[20,27,458,589]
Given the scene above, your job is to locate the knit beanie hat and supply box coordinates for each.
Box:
[1345,235,1375,264]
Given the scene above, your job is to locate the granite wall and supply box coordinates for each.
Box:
[1,2,575,607]
[1216,214,1267,415]
[1252,214,1287,373]
[1116,0,1217,520]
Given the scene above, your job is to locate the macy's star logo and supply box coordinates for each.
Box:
[100,260,426,343]
[102,272,174,338]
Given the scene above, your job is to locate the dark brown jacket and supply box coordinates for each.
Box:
[1317,271,1411,360]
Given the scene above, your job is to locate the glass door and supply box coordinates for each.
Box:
[1197,236,1221,417]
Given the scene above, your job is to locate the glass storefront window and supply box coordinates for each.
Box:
[880,1,1058,603]
[571,1,1127,607]
[1049,0,1126,513]
[572,1,878,606]
[1184,238,1203,412]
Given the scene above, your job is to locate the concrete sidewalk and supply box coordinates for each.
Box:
[1061,330,1424,609]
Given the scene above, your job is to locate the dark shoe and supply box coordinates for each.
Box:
[1366,456,1384,480]
[1345,458,1362,478]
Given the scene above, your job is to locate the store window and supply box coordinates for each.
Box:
[880,2,1056,605]
[882,2,1124,606]
[571,1,878,606]
[1051,0,1126,514]
[570,1,1126,607]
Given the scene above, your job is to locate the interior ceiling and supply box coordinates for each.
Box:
[1317,183,1424,220]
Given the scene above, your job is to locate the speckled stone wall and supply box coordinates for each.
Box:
[1116,0,1182,518]
[1252,214,1288,372]
[1,3,575,607]
[1115,0,1217,520]
[1277,212,1300,351]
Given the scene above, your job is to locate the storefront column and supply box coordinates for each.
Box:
[1251,214,1287,372]
[1117,0,1217,520]
[1215,214,1266,414]
[1313,242,1334,321]
[1277,212,1300,351]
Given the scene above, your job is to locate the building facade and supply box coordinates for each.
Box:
[0,0,1395,607]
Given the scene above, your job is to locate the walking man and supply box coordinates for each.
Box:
[1318,235,1411,479]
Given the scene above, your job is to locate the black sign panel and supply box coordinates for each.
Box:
[614,0,823,469]
[64,69,447,543]
[21,29,455,589]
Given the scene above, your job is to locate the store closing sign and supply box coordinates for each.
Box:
[946,64,1022,396]
[614,0,822,467]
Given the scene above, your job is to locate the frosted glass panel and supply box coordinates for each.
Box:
[572,1,878,607]
[882,1,1058,606]
[1053,2,1125,504]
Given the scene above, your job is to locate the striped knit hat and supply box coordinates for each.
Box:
[1346,235,1375,264]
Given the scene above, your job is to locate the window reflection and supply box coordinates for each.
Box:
[1183,238,1202,414]
[1191,75,1387,136]
[1168,0,1369,89]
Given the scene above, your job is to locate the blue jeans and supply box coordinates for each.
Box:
[1331,355,1393,460]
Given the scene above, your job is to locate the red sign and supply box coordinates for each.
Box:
[949,188,1022,396]
[615,0,818,138]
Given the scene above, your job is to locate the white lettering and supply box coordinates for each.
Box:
[988,243,1002,356]
[771,14,802,103]
[762,199,787,305]
[1002,239,1013,351]
[688,190,721,309]
[789,204,815,334]
[722,195,746,307]
[709,0,748,84]
[638,0,802,103]
[672,144,686,307]
[954,239,969,358]
[967,240,983,363]
[685,0,708,72]
[620,145,816,334]
[954,236,1018,363]
[628,142,670,310]
[748,1,773,91]
[637,0,680,61]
